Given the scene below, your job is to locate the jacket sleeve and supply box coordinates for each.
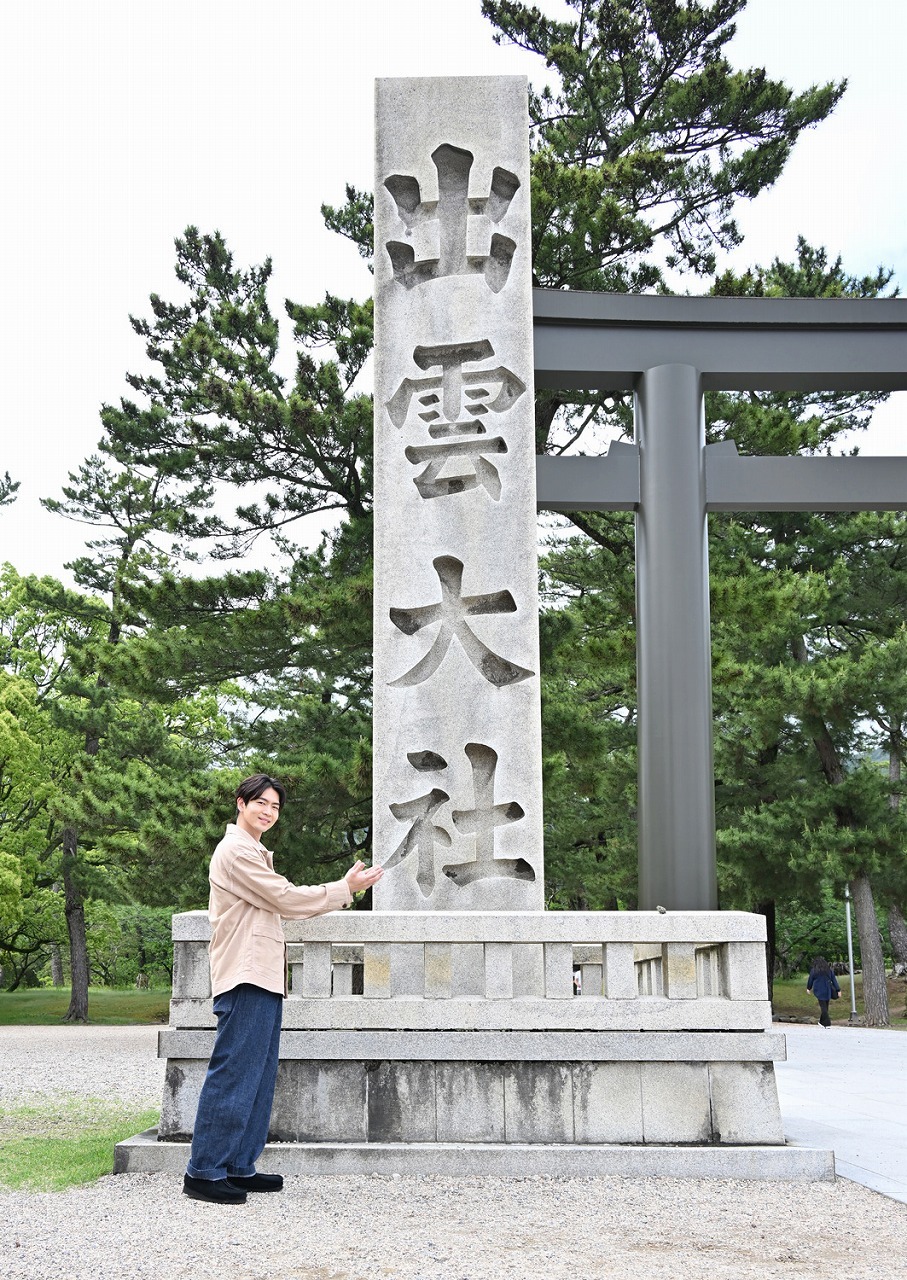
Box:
[223,848,352,918]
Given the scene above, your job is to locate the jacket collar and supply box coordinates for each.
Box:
[224,822,269,856]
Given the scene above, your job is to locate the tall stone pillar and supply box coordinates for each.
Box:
[372,77,543,911]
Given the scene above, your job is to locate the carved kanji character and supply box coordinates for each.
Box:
[384,144,520,292]
[384,787,451,899]
[386,340,525,500]
[383,745,533,896]
[442,743,534,886]
[389,556,534,688]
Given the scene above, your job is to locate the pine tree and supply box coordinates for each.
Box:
[704,245,904,1022]
[0,474,18,507]
[33,456,221,1018]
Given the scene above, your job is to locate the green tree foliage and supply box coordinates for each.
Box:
[539,242,906,1005]
[485,0,843,288]
[0,447,231,1012]
[0,474,18,508]
[103,227,373,546]
[96,231,377,893]
[483,0,843,453]
[6,2,901,1027]
[0,568,81,990]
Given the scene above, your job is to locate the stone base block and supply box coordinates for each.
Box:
[158,1057,785,1145]
[115,1130,835,1182]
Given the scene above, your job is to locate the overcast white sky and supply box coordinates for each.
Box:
[1,0,905,582]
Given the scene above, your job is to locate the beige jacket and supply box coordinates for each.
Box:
[207,823,352,997]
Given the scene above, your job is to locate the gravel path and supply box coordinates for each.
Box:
[0,1026,165,1107]
[1,1026,905,1280]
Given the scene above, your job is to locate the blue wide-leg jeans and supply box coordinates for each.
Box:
[186,983,283,1181]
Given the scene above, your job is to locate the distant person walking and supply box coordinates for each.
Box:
[807,956,841,1028]
[183,773,382,1205]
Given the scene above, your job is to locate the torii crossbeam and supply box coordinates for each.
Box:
[533,290,907,910]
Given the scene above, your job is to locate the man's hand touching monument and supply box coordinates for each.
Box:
[345,860,384,894]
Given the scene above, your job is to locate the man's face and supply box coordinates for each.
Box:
[237,787,282,837]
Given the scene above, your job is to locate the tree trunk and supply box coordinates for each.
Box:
[756,899,776,1004]
[886,737,907,977]
[888,901,907,979]
[50,943,64,987]
[850,871,889,1027]
[62,828,90,1023]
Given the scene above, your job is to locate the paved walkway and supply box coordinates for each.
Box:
[774,1022,907,1204]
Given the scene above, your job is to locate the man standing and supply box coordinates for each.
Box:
[183,773,382,1204]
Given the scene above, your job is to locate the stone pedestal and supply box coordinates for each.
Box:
[115,909,833,1181]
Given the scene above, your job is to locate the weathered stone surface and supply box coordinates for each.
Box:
[603,942,637,999]
[171,910,210,941]
[544,942,573,999]
[294,1063,367,1142]
[116,1132,836,1182]
[368,1061,437,1142]
[372,77,543,911]
[641,1062,712,1143]
[709,1061,785,1144]
[662,942,698,999]
[283,910,770,944]
[424,940,453,998]
[169,994,774,1032]
[171,908,771,946]
[504,1062,573,1142]
[172,939,210,1000]
[573,1062,644,1143]
[157,1027,789,1063]
[158,1058,205,1139]
[436,1062,505,1141]
[301,941,332,998]
[722,941,770,1000]
[484,942,514,999]
[579,963,603,997]
[449,941,485,996]
[390,942,425,997]
[332,962,354,996]
[268,1059,302,1142]
[511,943,545,998]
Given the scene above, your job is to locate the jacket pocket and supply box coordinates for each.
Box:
[250,928,285,981]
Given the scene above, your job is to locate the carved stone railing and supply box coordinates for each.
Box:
[171,910,769,1031]
[155,910,788,1151]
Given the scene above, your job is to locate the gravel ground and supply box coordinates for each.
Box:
[1,1026,905,1280]
[0,1026,165,1108]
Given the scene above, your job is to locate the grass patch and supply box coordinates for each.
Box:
[0,987,170,1026]
[772,973,907,1026]
[0,1098,159,1191]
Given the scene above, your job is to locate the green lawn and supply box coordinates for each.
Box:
[772,973,907,1026]
[0,987,170,1026]
[0,1099,160,1191]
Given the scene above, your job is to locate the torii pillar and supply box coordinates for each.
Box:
[534,291,907,910]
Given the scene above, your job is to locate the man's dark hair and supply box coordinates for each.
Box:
[235,773,286,809]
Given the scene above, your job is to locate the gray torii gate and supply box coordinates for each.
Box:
[533,290,907,911]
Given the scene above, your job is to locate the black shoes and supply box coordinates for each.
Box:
[227,1172,284,1193]
[183,1174,247,1204]
[182,1172,284,1202]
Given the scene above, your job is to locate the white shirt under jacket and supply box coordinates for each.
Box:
[207,823,352,998]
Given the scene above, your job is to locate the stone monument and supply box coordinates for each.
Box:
[372,76,543,914]
[116,76,840,1181]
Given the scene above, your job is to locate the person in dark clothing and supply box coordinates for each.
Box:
[807,956,841,1027]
